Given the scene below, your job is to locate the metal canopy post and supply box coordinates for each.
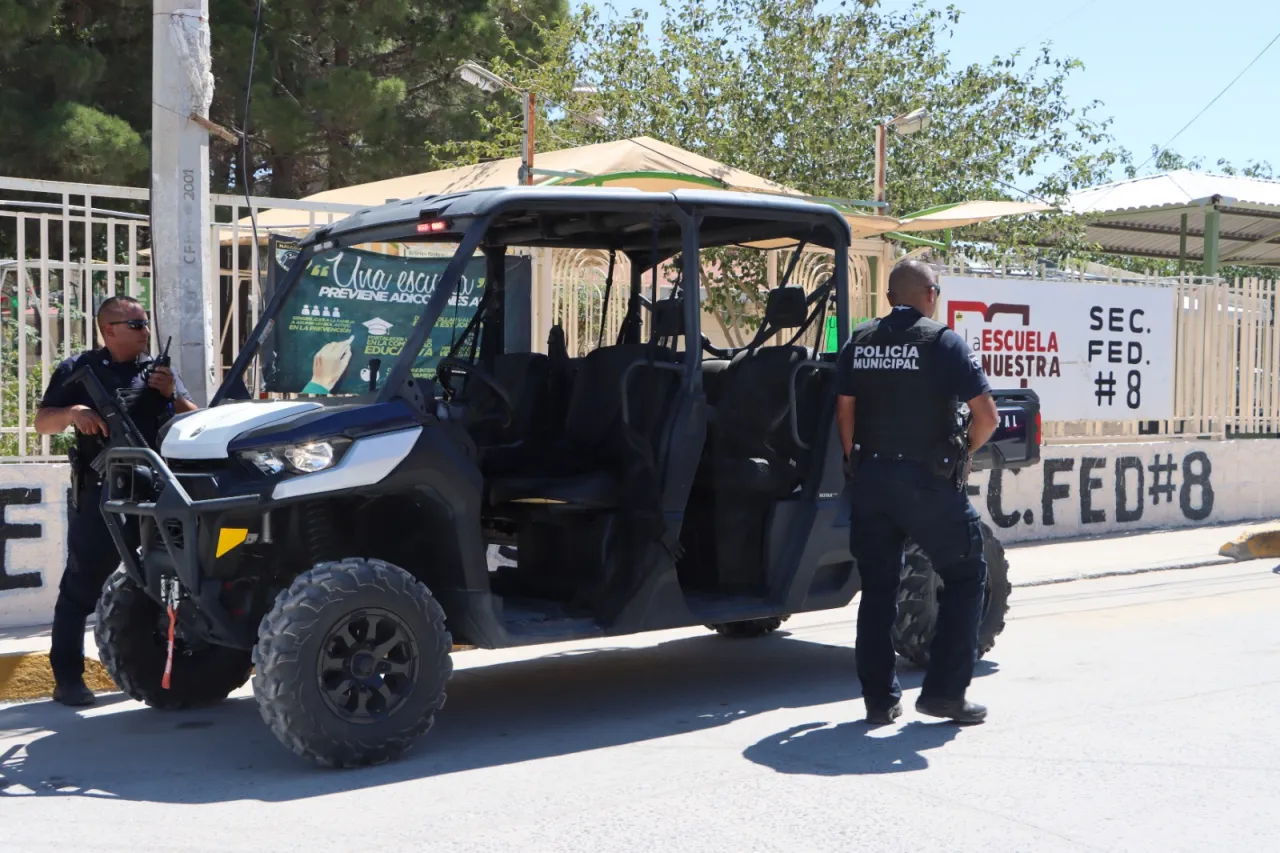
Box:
[1203,207,1221,276]
[1179,213,1188,272]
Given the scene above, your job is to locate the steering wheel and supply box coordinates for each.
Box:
[434,356,516,428]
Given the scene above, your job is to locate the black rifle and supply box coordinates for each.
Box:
[63,362,153,509]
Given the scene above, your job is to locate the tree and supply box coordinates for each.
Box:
[0,0,569,197]
[0,0,151,185]
[432,0,1127,326]
[1127,146,1274,181]
[212,0,569,198]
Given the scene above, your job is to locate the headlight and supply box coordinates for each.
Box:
[240,439,347,476]
[284,441,337,473]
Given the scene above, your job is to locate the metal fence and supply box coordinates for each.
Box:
[0,175,1275,460]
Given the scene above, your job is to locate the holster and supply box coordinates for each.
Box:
[930,435,968,490]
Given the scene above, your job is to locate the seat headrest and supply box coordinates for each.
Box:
[651,297,684,338]
[764,286,809,330]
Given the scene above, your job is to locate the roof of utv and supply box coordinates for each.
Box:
[302,186,854,254]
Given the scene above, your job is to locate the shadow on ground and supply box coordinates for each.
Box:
[0,631,995,804]
[744,719,966,776]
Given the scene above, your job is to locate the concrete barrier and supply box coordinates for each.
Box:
[967,439,1277,544]
[0,463,71,630]
[0,440,1275,630]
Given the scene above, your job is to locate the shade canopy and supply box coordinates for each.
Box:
[896,200,1054,232]
[1058,170,1280,269]
[232,137,1050,247]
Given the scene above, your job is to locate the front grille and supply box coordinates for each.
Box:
[152,519,185,550]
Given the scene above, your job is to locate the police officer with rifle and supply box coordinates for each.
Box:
[835,259,999,726]
[35,296,198,705]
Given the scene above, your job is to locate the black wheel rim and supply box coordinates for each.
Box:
[317,607,420,725]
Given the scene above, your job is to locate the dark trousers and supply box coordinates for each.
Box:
[848,458,987,709]
[49,482,139,684]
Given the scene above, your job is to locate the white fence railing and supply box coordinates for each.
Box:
[0,176,1274,460]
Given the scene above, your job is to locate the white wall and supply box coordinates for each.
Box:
[967,439,1274,544]
[0,463,71,630]
[0,440,1274,629]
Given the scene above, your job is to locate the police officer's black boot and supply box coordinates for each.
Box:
[864,700,903,726]
[52,678,96,707]
[915,696,986,724]
[49,591,96,706]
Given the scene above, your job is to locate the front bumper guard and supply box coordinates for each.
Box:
[99,446,263,647]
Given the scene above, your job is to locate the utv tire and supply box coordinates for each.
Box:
[94,570,254,710]
[891,522,1011,669]
[706,616,789,638]
[252,558,453,769]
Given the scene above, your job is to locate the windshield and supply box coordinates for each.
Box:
[226,238,486,400]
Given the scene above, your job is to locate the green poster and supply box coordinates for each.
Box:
[263,241,487,395]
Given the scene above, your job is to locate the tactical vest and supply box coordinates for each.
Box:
[847,313,960,459]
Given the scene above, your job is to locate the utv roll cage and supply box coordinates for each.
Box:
[212,187,854,412]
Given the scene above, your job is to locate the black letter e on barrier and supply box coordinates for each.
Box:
[0,488,43,591]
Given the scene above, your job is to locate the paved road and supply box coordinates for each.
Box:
[3,559,1279,853]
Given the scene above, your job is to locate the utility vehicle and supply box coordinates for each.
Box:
[93,187,1041,767]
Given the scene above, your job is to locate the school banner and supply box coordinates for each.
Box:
[263,237,530,395]
[938,276,1176,422]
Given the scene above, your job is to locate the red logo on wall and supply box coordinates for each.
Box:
[947,300,1061,389]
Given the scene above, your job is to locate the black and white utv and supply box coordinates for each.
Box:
[93,188,1041,767]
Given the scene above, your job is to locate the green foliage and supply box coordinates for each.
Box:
[0,0,568,194]
[0,315,75,458]
[211,0,570,197]
[1128,146,1275,181]
[0,0,150,185]
[432,0,1126,327]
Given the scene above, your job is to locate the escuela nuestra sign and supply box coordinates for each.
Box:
[940,276,1176,422]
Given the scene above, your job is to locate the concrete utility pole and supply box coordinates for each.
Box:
[151,0,217,405]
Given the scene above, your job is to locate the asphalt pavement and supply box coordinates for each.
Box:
[2,552,1279,852]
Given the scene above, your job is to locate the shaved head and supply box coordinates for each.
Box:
[887,259,939,315]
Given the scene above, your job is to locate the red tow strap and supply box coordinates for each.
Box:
[162,602,176,690]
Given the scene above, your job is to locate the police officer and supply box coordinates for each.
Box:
[34,295,198,706]
[835,259,998,726]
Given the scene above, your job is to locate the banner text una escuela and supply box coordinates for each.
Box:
[263,242,486,395]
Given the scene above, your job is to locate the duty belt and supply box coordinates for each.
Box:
[859,448,931,464]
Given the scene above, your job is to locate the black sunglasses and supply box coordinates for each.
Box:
[108,318,150,330]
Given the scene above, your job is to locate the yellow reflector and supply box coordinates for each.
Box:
[216,527,249,557]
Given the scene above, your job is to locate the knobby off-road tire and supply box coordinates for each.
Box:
[94,570,254,710]
[706,616,789,638]
[891,521,1011,669]
[252,558,453,769]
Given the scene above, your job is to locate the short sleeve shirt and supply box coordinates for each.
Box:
[40,348,191,445]
[836,306,990,401]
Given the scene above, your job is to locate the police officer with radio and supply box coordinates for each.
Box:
[35,296,198,706]
[835,259,999,726]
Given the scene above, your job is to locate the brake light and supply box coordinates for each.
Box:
[416,218,449,234]
[1034,411,1042,446]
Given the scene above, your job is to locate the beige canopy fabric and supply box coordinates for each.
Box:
[232,136,902,241]
[227,137,1054,247]
[893,200,1054,232]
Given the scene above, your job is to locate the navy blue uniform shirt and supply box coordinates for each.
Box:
[835,306,990,402]
[40,347,191,448]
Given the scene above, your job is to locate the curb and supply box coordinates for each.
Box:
[1012,555,1237,588]
[0,653,117,704]
[1219,524,1280,561]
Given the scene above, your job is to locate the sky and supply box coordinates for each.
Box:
[569,0,1280,186]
